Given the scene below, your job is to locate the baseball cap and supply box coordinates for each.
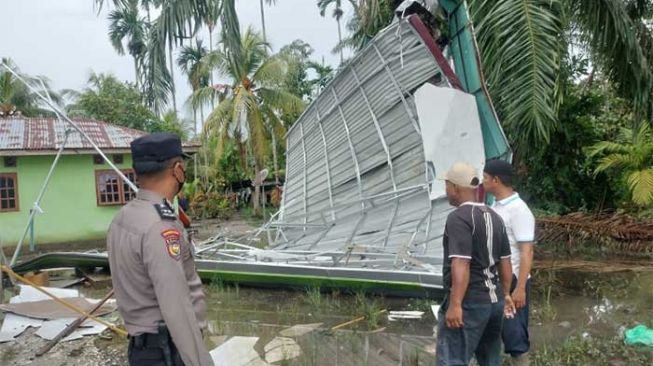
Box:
[483,159,513,177]
[437,162,480,188]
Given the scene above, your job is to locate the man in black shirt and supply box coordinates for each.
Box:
[436,162,515,366]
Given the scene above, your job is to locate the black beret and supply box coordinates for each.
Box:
[130,133,189,174]
[483,159,513,177]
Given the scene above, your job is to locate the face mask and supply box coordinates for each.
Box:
[174,163,186,196]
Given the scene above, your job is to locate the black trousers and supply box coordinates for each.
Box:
[128,333,185,366]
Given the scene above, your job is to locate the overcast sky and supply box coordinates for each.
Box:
[0,0,354,119]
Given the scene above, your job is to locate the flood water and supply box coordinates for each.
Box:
[186,266,653,365]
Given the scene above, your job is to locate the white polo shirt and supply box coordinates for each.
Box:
[491,193,535,276]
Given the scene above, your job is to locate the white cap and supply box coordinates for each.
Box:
[437,162,480,188]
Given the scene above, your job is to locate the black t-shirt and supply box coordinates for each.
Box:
[442,203,511,304]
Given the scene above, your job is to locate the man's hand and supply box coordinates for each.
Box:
[512,287,526,309]
[445,304,464,328]
[504,296,516,319]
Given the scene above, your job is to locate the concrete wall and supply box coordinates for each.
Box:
[0,153,133,247]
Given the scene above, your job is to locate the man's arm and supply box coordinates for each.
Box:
[513,243,534,308]
[511,208,536,309]
[444,213,473,329]
[447,258,470,328]
[143,222,214,366]
[499,257,515,318]
[498,217,515,317]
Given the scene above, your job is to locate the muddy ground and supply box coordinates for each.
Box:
[1,216,653,365]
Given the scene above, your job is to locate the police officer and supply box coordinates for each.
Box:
[107,132,214,366]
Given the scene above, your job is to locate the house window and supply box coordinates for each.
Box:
[95,170,137,206]
[0,173,19,212]
[4,156,17,168]
[113,154,124,164]
[93,155,104,165]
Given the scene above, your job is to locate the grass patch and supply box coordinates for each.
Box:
[531,334,653,366]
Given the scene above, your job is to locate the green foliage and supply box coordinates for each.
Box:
[518,78,632,213]
[69,73,192,138]
[532,334,653,366]
[69,73,160,131]
[0,58,61,117]
[151,110,194,140]
[589,123,653,205]
[278,40,314,101]
[190,189,234,220]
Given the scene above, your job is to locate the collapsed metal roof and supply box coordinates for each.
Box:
[196,15,508,284]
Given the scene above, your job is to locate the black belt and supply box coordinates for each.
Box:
[129,332,166,349]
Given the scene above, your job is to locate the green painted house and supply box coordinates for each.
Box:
[0,117,197,249]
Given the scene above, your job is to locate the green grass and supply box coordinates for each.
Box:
[531,335,653,366]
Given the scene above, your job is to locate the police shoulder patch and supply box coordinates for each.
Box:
[161,229,182,260]
[154,203,177,221]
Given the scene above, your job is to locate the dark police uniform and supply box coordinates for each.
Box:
[107,133,214,366]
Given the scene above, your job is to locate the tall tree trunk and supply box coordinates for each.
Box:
[168,42,178,114]
[253,160,262,216]
[271,132,279,185]
[193,106,198,137]
[133,58,140,90]
[259,0,267,42]
[208,26,215,109]
[337,17,344,64]
[199,108,207,185]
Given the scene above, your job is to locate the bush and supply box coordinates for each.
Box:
[190,190,233,220]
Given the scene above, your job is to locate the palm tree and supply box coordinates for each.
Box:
[202,28,304,214]
[202,0,222,95]
[178,39,210,136]
[589,124,653,205]
[96,0,212,114]
[158,110,194,140]
[342,0,653,153]
[141,20,173,115]
[259,0,278,42]
[307,59,334,98]
[317,0,346,63]
[108,0,147,89]
[0,58,61,117]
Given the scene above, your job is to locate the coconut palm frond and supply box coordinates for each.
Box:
[573,0,653,118]
[203,98,233,141]
[627,168,653,205]
[469,0,563,147]
[252,57,286,87]
[258,87,304,116]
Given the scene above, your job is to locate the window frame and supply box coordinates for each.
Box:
[0,173,20,212]
[95,169,137,206]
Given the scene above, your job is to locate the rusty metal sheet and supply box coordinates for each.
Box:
[0,117,144,151]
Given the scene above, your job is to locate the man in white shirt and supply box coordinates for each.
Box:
[483,160,535,366]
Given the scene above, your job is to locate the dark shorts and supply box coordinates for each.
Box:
[436,300,504,366]
[502,275,530,356]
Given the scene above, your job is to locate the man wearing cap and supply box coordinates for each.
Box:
[436,162,515,366]
[483,160,535,366]
[107,132,214,366]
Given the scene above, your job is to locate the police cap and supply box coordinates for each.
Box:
[131,132,189,174]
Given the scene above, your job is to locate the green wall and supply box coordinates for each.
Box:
[0,153,133,247]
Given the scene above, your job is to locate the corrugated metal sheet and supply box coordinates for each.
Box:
[269,16,462,272]
[0,117,145,152]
